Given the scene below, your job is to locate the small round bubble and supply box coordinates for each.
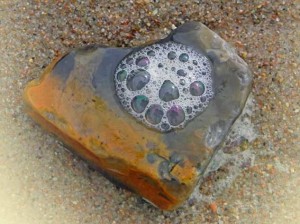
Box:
[177,69,187,77]
[186,106,193,114]
[136,56,150,67]
[126,57,134,65]
[147,50,155,57]
[146,104,164,125]
[190,81,205,96]
[117,70,127,81]
[180,79,186,85]
[168,51,176,60]
[159,80,179,102]
[126,69,150,91]
[179,53,189,62]
[167,105,185,126]
[161,123,170,131]
[131,95,149,113]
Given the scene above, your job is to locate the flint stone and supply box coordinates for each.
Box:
[24,22,252,210]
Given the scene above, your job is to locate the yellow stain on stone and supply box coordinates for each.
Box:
[24,55,198,210]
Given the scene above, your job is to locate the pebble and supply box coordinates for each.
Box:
[24,21,252,210]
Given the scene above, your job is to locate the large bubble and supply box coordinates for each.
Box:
[114,41,214,132]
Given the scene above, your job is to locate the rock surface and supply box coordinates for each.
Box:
[24,22,252,210]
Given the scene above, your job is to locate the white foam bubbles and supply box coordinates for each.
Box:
[114,41,214,132]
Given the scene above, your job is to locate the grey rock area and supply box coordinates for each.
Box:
[71,22,253,175]
[160,22,253,169]
[190,95,257,203]
[24,22,253,209]
[171,22,252,148]
[114,22,252,139]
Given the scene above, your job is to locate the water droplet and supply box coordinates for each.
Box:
[131,95,149,113]
[171,67,176,71]
[117,70,127,81]
[190,81,205,96]
[177,69,187,77]
[168,51,176,60]
[193,60,198,65]
[126,69,150,91]
[136,56,150,67]
[202,71,206,75]
[159,80,179,102]
[167,105,185,126]
[145,104,164,125]
[188,66,193,70]
[158,63,163,68]
[179,53,189,62]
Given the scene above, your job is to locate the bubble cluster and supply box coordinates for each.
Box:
[114,41,214,132]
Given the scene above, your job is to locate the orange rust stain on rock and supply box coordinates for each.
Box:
[24,61,198,210]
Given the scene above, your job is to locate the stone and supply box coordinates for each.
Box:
[24,22,252,210]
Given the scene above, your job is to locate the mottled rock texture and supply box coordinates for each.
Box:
[24,22,252,210]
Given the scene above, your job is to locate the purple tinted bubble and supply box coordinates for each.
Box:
[136,56,150,67]
[190,81,205,96]
[167,105,185,126]
[145,104,164,125]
